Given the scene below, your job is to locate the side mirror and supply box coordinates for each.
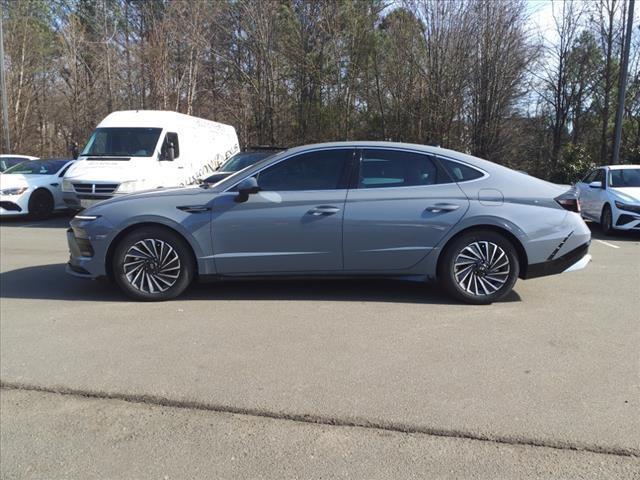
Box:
[589,181,603,189]
[235,177,260,203]
[160,142,175,161]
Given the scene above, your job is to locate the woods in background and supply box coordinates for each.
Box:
[1,0,639,182]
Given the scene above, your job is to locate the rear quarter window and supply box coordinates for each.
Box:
[439,158,484,182]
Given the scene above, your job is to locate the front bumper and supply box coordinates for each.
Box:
[0,193,29,216]
[66,227,106,279]
[613,208,640,230]
[523,242,591,279]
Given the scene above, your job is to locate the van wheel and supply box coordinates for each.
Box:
[112,227,194,301]
[439,230,519,305]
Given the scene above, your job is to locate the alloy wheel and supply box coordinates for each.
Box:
[453,241,510,296]
[123,238,181,294]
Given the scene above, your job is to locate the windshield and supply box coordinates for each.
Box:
[220,152,276,172]
[609,168,640,188]
[81,127,162,157]
[3,160,67,175]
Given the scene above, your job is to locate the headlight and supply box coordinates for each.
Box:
[116,180,146,193]
[614,200,640,213]
[0,186,28,196]
[62,179,74,192]
[74,214,101,221]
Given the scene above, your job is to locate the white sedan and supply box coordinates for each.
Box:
[0,159,75,218]
[576,164,640,234]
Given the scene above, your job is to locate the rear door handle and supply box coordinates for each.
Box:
[425,203,460,213]
[308,205,341,216]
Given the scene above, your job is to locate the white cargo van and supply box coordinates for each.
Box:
[62,110,239,209]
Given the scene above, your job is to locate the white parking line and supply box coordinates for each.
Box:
[595,239,620,249]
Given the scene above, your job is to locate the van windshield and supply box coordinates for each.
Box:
[81,128,162,157]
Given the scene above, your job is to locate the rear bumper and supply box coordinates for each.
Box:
[523,242,591,279]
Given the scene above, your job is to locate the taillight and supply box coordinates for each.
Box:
[555,196,580,213]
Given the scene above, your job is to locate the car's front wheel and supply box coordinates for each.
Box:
[112,226,195,301]
[439,230,519,305]
[28,189,54,219]
[601,204,614,236]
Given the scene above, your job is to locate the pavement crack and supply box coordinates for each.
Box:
[2,380,638,459]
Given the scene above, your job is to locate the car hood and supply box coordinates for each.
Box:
[0,174,51,189]
[64,160,142,183]
[609,187,640,203]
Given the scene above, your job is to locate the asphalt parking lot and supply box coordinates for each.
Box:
[1,213,639,479]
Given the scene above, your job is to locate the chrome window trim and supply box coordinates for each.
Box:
[223,145,490,193]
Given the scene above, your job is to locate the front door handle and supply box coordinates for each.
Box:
[425,203,460,213]
[308,205,341,216]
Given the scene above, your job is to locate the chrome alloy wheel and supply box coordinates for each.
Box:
[453,241,510,296]
[123,239,181,293]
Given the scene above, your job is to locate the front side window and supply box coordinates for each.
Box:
[256,149,351,191]
[609,168,640,188]
[582,170,597,183]
[593,169,605,185]
[359,149,440,188]
[82,128,162,157]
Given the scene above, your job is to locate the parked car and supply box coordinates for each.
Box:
[66,142,591,304]
[0,154,38,172]
[62,110,239,210]
[203,147,284,184]
[0,159,75,218]
[575,164,640,234]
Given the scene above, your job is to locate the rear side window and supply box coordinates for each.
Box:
[359,149,440,188]
[439,158,484,182]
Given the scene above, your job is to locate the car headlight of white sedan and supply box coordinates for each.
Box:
[0,186,28,196]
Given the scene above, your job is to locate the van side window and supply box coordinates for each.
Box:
[439,158,484,182]
[161,133,180,160]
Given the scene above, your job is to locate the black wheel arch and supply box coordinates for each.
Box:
[436,225,529,279]
[105,222,198,281]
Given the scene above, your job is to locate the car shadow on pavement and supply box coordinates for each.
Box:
[586,221,640,243]
[0,263,521,305]
[0,212,74,229]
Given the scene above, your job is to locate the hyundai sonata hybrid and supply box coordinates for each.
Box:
[66,142,591,304]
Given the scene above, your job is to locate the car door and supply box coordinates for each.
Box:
[209,148,354,274]
[342,148,469,271]
[576,169,597,218]
[582,168,606,219]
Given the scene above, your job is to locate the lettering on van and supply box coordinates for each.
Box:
[181,144,240,186]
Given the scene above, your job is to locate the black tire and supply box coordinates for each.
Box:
[112,226,195,301]
[601,204,614,236]
[28,189,54,219]
[439,230,520,305]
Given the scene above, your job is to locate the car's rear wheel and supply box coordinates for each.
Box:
[601,204,614,236]
[112,226,195,301]
[28,189,54,219]
[439,230,519,305]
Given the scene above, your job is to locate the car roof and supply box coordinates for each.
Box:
[603,164,640,170]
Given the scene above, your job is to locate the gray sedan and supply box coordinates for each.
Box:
[66,142,591,304]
